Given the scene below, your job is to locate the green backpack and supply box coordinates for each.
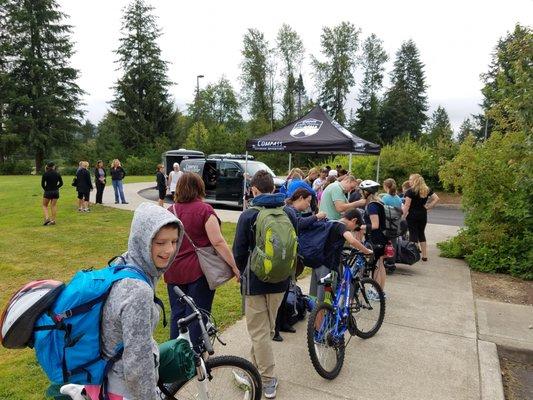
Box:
[249,206,298,283]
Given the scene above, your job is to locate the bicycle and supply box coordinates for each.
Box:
[306,248,386,379]
[60,285,262,400]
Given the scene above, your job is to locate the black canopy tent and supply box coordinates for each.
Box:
[245,105,381,177]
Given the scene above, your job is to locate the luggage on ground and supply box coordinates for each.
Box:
[395,238,421,265]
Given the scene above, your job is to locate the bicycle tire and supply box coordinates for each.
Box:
[306,302,345,380]
[351,277,385,339]
[165,355,262,400]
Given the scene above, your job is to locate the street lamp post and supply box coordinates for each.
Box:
[196,75,204,148]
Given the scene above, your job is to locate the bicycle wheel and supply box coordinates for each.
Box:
[306,302,345,380]
[165,355,262,400]
[350,277,385,339]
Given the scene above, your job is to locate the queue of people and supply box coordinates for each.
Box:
[35,159,439,399]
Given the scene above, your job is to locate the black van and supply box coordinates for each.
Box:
[162,149,205,175]
[180,155,284,206]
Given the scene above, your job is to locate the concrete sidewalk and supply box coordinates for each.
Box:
[102,182,514,399]
[216,224,486,400]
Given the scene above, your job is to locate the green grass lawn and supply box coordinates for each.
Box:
[0,175,241,400]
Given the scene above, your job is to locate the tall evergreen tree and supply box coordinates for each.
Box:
[295,73,310,117]
[425,106,453,145]
[4,0,83,170]
[457,117,478,143]
[0,1,16,161]
[276,24,304,124]
[380,39,428,143]
[312,22,360,124]
[240,28,272,123]
[111,0,175,152]
[481,24,532,136]
[354,34,387,142]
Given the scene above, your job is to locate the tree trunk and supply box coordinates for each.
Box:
[35,149,44,173]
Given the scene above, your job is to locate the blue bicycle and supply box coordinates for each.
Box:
[306,249,386,379]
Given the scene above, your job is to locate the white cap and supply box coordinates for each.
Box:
[328,170,338,177]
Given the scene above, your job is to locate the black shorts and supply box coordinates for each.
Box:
[43,190,59,200]
[158,188,166,200]
[77,191,90,201]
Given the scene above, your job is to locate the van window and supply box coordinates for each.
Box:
[181,162,202,174]
[220,162,241,178]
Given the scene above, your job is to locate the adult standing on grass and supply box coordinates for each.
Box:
[402,174,440,261]
[41,162,63,225]
[94,160,106,204]
[319,174,365,220]
[75,161,93,212]
[167,162,183,197]
[165,172,240,349]
[156,164,167,207]
[110,159,128,204]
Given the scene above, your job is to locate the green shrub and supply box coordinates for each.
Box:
[439,132,532,280]
[0,160,33,175]
[124,155,156,175]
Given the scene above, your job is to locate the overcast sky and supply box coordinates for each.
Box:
[59,0,532,132]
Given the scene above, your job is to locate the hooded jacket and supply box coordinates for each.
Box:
[100,202,183,399]
[232,193,298,295]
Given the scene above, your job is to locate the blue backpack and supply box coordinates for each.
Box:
[32,263,163,393]
[298,219,338,268]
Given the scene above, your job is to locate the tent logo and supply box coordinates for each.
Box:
[290,118,323,138]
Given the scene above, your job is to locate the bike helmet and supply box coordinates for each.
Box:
[359,179,380,194]
[1,280,64,349]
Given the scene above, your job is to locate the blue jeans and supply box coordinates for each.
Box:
[112,179,126,203]
[167,275,215,350]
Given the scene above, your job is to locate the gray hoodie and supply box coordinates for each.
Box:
[101,202,183,399]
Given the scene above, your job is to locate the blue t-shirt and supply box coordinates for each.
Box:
[381,194,402,208]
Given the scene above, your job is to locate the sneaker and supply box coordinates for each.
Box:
[49,220,56,225]
[84,208,90,212]
[122,201,129,204]
[272,332,283,342]
[263,377,278,399]
[78,208,83,212]
[43,219,51,226]
[232,370,251,390]
[115,201,119,204]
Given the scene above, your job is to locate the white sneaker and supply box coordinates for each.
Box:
[263,377,278,399]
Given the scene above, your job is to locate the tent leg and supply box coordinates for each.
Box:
[376,155,381,182]
[243,152,249,211]
[348,153,352,173]
[288,153,292,173]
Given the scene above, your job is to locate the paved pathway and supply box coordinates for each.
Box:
[101,182,533,399]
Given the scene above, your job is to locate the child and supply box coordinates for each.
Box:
[83,202,183,400]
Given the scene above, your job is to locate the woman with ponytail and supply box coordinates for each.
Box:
[402,174,440,261]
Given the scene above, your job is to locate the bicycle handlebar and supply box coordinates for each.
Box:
[173,286,214,355]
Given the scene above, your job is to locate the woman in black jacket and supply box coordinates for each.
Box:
[94,160,106,204]
[76,161,93,212]
[41,162,63,225]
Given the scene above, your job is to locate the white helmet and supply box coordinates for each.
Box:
[359,179,380,194]
[1,280,64,349]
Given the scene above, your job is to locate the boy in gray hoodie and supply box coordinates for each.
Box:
[82,202,183,400]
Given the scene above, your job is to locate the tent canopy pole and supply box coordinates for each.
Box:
[288,153,292,173]
[348,153,353,173]
[243,151,249,211]
[376,155,381,182]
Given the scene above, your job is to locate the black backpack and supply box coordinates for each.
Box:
[281,282,307,326]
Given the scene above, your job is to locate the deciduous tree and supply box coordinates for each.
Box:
[312,22,360,124]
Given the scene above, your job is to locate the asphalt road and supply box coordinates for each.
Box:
[139,187,464,227]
